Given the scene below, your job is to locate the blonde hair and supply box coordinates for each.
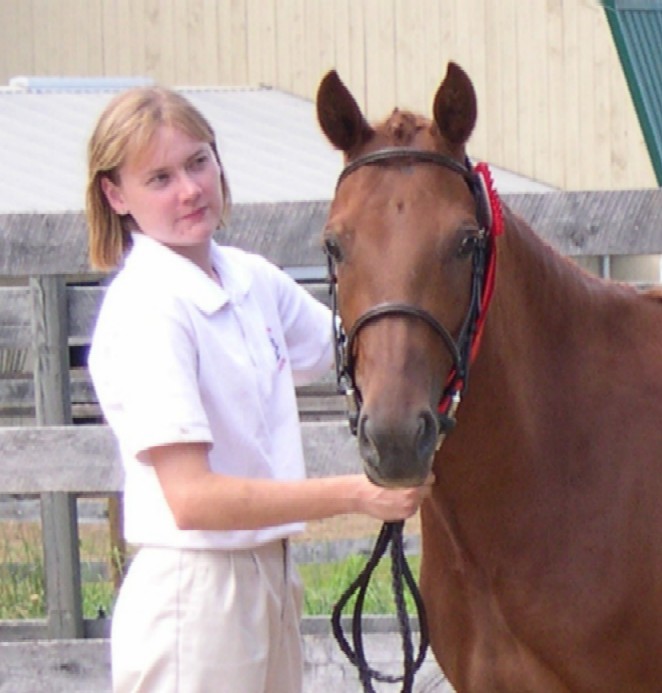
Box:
[86,87,232,271]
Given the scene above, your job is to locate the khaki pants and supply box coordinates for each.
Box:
[111,541,303,693]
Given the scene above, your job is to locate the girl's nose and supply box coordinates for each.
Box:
[179,172,201,199]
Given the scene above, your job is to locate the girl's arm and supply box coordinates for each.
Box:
[146,442,433,531]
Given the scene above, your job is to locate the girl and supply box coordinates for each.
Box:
[86,86,432,693]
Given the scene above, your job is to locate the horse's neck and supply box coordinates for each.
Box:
[487,208,600,368]
[459,209,609,448]
[434,207,662,578]
[462,206,656,445]
[435,212,605,562]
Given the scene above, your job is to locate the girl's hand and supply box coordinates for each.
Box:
[353,473,435,522]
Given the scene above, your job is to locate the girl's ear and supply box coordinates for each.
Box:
[101,175,129,215]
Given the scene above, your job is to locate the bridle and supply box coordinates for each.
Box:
[326,146,502,447]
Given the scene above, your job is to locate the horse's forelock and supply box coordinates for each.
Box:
[379,109,428,146]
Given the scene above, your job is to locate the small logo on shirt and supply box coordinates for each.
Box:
[267,327,287,371]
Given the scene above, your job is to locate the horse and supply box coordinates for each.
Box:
[316,62,662,692]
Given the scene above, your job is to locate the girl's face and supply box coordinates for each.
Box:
[102,125,224,262]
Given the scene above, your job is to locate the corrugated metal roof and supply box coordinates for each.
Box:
[0,85,345,212]
[604,0,662,184]
[0,83,553,214]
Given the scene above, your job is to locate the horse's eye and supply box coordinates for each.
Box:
[457,234,480,258]
[324,237,344,263]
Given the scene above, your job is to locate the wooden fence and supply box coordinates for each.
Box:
[0,242,446,691]
[1,192,662,690]
[0,269,357,640]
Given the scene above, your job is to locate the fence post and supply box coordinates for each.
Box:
[30,275,84,639]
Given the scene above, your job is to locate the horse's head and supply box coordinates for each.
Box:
[317,62,495,488]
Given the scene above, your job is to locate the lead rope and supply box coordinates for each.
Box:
[331,520,429,692]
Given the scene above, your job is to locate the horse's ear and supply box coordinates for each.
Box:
[432,62,477,147]
[316,70,373,154]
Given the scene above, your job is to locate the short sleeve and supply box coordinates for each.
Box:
[90,294,212,457]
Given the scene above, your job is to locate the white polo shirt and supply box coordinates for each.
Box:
[89,233,333,549]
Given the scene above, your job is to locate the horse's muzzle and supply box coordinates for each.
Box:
[357,408,438,487]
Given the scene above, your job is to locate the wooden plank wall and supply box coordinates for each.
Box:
[0,0,655,191]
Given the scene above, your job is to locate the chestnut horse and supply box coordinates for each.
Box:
[316,63,662,692]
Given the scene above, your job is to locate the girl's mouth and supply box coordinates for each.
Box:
[181,206,206,222]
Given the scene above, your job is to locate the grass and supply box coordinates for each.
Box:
[0,520,45,619]
[0,518,422,620]
[0,519,118,620]
[300,553,421,616]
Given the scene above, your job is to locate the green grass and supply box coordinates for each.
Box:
[0,520,421,619]
[0,520,118,620]
[300,553,421,616]
[0,521,45,619]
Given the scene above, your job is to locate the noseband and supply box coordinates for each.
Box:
[326,146,500,446]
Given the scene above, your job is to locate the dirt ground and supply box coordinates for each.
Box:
[297,511,421,543]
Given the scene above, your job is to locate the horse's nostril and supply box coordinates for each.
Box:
[416,410,439,463]
[358,414,377,455]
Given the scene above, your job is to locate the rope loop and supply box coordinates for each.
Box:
[331,521,429,692]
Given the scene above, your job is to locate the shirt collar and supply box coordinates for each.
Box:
[126,233,252,314]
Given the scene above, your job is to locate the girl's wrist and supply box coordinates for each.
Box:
[339,474,364,516]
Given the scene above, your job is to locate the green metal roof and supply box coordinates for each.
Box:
[603,1,662,184]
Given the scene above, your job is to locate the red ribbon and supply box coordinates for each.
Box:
[438,162,503,413]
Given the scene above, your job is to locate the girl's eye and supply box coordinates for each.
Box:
[190,154,209,171]
[148,172,170,186]
[324,237,343,263]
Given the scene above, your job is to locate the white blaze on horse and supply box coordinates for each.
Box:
[317,62,662,692]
